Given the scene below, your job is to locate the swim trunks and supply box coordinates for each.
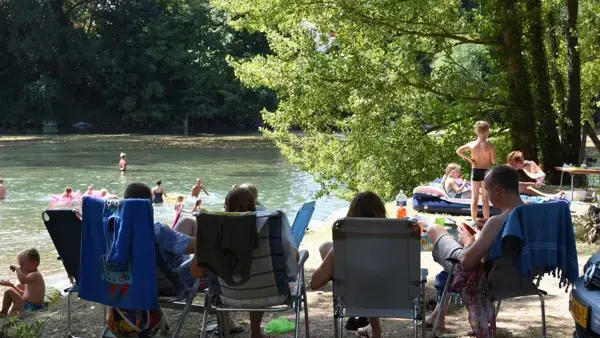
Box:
[153,193,164,204]
[24,301,45,312]
[471,168,487,182]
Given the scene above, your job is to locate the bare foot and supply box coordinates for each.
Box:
[356,325,381,338]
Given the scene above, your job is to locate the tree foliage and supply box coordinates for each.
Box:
[213,0,600,200]
[0,0,275,129]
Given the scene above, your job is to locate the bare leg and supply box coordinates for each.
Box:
[3,288,25,316]
[319,242,333,260]
[470,180,481,221]
[356,318,382,338]
[249,312,265,338]
[173,218,197,237]
[481,183,490,220]
[425,297,450,330]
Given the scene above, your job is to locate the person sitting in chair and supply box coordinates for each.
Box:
[425,165,524,333]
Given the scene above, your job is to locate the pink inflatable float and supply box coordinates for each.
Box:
[48,191,83,208]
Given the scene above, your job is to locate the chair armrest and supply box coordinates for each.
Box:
[298,249,309,268]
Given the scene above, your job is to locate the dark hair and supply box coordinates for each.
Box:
[20,248,40,265]
[225,187,256,212]
[65,187,72,194]
[156,180,162,185]
[124,182,152,199]
[487,165,519,195]
[347,191,387,218]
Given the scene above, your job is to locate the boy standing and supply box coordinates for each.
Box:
[190,178,210,198]
[0,248,46,316]
[456,121,496,221]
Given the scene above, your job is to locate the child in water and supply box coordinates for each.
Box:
[0,248,46,316]
[191,199,203,214]
[174,196,185,214]
[456,121,496,221]
[61,187,73,199]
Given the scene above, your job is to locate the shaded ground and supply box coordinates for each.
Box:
[1,203,594,337]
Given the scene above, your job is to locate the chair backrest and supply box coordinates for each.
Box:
[488,235,539,299]
[290,201,316,247]
[332,217,421,319]
[200,211,294,303]
[42,210,82,283]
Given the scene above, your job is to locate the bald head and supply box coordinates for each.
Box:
[485,165,519,196]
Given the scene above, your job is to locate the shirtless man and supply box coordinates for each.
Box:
[119,152,127,173]
[84,185,94,196]
[0,248,46,316]
[425,165,524,330]
[190,178,209,198]
[0,178,6,200]
[456,121,496,221]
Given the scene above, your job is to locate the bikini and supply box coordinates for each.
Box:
[153,188,164,204]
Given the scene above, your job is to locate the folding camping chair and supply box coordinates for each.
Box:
[432,202,579,338]
[332,217,427,338]
[290,201,316,247]
[42,210,83,338]
[189,211,310,338]
[43,203,204,338]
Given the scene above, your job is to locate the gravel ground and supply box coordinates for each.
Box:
[0,204,592,337]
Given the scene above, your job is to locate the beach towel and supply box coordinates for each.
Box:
[79,197,159,310]
[488,201,579,288]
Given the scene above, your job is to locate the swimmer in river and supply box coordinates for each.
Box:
[0,178,6,200]
[61,187,73,199]
[152,180,168,204]
[100,188,118,200]
[119,152,127,173]
[84,185,94,196]
[190,178,209,198]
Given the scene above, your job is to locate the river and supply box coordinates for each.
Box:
[0,135,347,281]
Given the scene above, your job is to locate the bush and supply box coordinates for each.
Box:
[573,205,600,244]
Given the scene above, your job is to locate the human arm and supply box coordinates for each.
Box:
[456,144,476,166]
[202,186,209,196]
[11,266,41,285]
[449,178,467,193]
[310,248,334,290]
[459,216,504,270]
[154,223,196,256]
[490,144,497,165]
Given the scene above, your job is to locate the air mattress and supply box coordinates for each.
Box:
[412,193,502,217]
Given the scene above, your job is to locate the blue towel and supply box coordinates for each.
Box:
[79,197,159,310]
[290,201,316,247]
[488,201,579,287]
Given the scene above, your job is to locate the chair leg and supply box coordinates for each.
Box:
[199,293,212,338]
[538,292,547,338]
[171,288,198,338]
[421,280,426,338]
[67,291,78,338]
[433,264,456,336]
[494,300,502,320]
[302,284,310,338]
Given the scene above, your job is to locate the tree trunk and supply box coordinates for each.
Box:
[563,0,582,165]
[184,113,189,136]
[526,0,563,183]
[499,0,538,161]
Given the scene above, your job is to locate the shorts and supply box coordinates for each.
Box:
[432,233,464,272]
[472,168,488,182]
[24,301,45,312]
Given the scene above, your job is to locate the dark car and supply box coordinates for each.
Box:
[571,249,600,337]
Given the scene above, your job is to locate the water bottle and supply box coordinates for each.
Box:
[395,190,408,218]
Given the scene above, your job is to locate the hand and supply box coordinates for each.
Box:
[469,159,477,167]
[476,218,487,230]
[535,182,542,188]
[9,266,16,272]
[457,225,475,247]
[0,280,13,287]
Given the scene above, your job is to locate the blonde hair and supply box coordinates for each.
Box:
[442,163,461,186]
[474,120,490,134]
[239,182,259,203]
[507,151,525,165]
[19,248,40,266]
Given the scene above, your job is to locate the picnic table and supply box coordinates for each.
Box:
[555,166,600,198]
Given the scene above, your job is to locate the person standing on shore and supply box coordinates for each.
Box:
[119,152,127,174]
[0,178,6,200]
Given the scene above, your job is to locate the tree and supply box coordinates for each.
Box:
[213,0,600,199]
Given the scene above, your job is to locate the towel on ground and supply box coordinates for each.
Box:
[79,197,159,310]
[488,201,579,288]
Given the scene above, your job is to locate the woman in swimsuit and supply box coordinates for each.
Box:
[151,180,168,204]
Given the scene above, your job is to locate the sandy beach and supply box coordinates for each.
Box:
[0,203,592,337]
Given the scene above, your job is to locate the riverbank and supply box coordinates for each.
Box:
[1,202,594,337]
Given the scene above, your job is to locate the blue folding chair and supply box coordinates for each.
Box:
[290,201,316,247]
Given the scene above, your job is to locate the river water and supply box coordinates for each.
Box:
[0,135,347,281]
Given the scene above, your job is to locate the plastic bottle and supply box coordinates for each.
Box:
[395,191,408,218]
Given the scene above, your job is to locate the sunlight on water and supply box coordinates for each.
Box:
[0,135,348,280]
